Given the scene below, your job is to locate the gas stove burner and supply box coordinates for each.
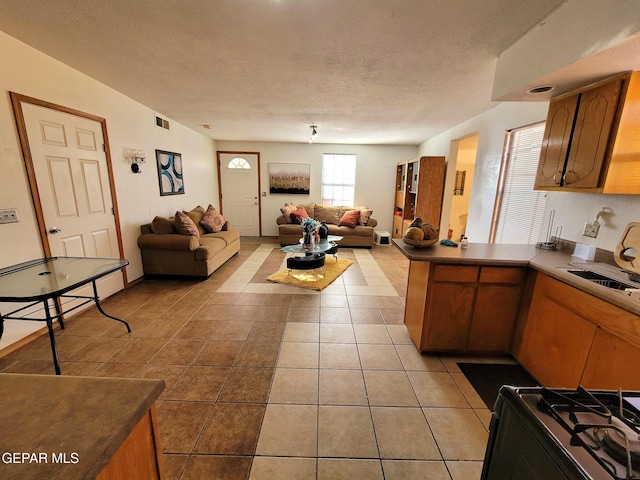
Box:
[594,419,640,474]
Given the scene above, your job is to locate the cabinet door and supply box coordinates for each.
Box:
[414,156,445,227]
[392,215,403,238]
[582,328,640,390]
[424,283,475,350]
[536,94,578,188]
[468,285,521,353]
[564,79,623,188]
[517,276,596,388]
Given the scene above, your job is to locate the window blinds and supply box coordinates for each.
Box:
[492,123,547,244]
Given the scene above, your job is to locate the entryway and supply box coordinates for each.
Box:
[217,152,261,237]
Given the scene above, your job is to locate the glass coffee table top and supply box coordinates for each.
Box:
[281,235,342,254]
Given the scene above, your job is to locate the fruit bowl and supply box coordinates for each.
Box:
[402,236,439,248]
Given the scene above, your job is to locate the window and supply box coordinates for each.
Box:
[321,153,356,206]
[490,123,547,244]
[227,157,250,169]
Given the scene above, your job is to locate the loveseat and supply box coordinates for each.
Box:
[137,205,240,277]
[276,203,377,248]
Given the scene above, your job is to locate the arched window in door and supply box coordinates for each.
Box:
[228,157,251,169]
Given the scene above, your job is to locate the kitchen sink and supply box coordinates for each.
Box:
[565,269,636,291]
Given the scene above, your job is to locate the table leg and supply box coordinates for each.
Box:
[43,301,61,375]
[92,281,131,333]
[0,314,4,338]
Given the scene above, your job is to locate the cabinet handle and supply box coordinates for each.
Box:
[563,170,577,185]
[553,171,562,185]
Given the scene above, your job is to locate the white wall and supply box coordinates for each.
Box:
[419,101,640,252]
[0,32,219,281]
[216,141,418,236]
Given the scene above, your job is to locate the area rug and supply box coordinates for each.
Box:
[267,258,353,291]
[457,362,540,410]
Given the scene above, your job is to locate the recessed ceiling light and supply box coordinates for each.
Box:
[202,124,212,129]
[527,85,556,94]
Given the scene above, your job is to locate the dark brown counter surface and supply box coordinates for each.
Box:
[0,374,164,480]
[393,239,640,317]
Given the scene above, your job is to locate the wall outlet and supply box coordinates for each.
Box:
[583,222,599,238]
[0,208,18,224]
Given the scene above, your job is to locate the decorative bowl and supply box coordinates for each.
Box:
[402,236,439,248]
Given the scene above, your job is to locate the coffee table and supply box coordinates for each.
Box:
[282,236,342,274]
[0,256,131,374]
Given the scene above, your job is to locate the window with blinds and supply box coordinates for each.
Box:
[490,122,547,244]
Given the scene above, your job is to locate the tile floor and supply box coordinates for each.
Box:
[0,239,504,480]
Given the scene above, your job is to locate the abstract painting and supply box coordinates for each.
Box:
[156,150,184,196]
[269,163,310,194]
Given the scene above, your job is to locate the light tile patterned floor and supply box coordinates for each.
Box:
[0,240,502,480]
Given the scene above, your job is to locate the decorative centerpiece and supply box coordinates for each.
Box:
[402,217,440,248]
[301,217,319,252]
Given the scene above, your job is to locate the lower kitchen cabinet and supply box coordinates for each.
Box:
[582,328,640,390]
[405,263,526,353]
[96,405,164,480]
[517,273,640,389]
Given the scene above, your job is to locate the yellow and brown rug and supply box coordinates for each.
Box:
[267,258,353,291]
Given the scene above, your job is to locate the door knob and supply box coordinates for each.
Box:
[49,227,62,234]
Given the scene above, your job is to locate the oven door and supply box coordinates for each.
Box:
[482,392,590,480]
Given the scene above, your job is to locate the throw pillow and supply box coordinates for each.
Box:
[358,207,373,225]
[151,216,177,234]
[314,205,340,224]
[200,204,226,233]
[290,206,309,224]
[280,202,298,223]
[185,205,207,235]
[339,209,360,227]
[175,211,200,236]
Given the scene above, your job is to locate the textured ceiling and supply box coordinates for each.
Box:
[0,0,570,144]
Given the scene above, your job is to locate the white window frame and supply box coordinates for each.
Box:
[490,122,547,245]
[321,153,356,206]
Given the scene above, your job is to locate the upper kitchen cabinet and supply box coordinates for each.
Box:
[392,156,445,238]
[535,71,640,194]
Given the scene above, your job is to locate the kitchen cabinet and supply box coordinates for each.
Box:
[406,263,526,353]
[517,272,640,389]
[97,406,164,480]
[392,156,445,238]
[581,328,640,390]
[535,71,640,193]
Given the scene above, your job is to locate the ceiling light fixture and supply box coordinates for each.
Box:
[309,125,318,143]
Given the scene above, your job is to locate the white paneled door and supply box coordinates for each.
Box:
[22,103,123,298]
[219,152,260,236]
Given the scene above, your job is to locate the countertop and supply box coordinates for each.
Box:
[0,374,164,480]
[393,239,640,317]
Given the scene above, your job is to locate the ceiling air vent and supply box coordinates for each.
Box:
[155,115,170,130]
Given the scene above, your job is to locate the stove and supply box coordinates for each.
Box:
[482,386,640,480]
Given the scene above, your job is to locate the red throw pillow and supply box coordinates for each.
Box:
[339,209,360,227]
[290,207,309,224]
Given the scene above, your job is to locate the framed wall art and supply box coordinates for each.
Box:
[269,163,310,194]
[156,149,184,196]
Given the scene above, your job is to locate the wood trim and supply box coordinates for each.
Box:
[216,150,262,236]
[8,92,129,286]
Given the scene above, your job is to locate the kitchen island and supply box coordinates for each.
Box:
[394,239,640,389]
[0,374,165,480]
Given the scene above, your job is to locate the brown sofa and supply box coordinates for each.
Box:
[137,206,240,277]
[276,203,377,248]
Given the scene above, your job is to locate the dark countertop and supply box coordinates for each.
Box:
[393,238,640,317]
[0,374,164,480]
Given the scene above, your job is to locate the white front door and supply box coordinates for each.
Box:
[219,152,260,236]
[21,102,123,298]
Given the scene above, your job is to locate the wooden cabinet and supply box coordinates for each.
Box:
[97,405,164,480]
[582,328,640,390]
[406,263,527,353]
[535,71,640,193]
[392,156,445,238]
[517,272,640,389]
